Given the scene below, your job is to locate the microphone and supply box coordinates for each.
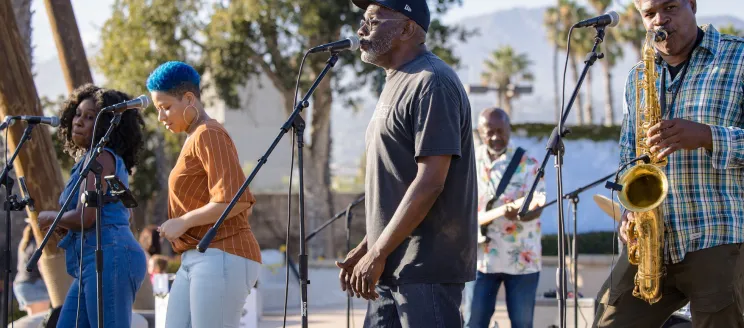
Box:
[5,116,60,127]
[605,154,652,192]
[574,11,620,28]
[101,95,150,113]
[308,36,360,54]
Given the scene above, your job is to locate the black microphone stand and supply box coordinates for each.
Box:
[523,172,614,327]
[197,52,341,328]
[518,25,606,328]
[28,113,124,328]
[305,194,364,328]
[0,123,37,327]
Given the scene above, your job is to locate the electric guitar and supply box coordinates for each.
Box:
[478,194,547,226]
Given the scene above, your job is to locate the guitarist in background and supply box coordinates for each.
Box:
[464,107,546,328]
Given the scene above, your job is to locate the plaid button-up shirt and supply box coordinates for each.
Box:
[620,24,744,264]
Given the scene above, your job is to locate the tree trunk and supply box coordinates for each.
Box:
[584,70,594,125]
[504,95,513,118]
[570,56,584,125]
[553,45,561,123]
[43,0,93,92]
[0,0,73,307]
[10,0,31,71]
[602,60,614,126]
[305,46,335,259]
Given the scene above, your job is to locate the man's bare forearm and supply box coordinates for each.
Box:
[369,179,444,259]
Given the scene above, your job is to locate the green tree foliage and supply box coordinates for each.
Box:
[719,24,744,37]
[95,0,470,250]
[479,45,533,117]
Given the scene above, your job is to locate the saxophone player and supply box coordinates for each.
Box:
[593,1,744,327]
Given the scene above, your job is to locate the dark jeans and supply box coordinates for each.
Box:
[56,226,147,328]
[463,271,540,328]
[593,243,744,328]
[363,283,465,328]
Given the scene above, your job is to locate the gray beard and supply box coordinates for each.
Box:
[360,29,397,65]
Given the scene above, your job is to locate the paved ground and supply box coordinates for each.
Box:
[259,307,367,328]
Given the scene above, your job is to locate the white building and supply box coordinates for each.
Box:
[202,72,293,192]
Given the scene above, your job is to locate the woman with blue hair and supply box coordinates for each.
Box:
[147,61,262,327]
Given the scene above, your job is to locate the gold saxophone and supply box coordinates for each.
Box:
[616,29,670,305]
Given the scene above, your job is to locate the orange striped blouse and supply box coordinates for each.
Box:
[167,119,261,263]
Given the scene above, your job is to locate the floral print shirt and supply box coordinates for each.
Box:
[476,144,546,275]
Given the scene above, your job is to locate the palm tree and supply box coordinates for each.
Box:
[570,7,594,125]
[618,2,646,60]
[545,0,586,125]
[588,0,624,126]
[599,29,624,126]
[719,24,744,37]
[480,45,534,117]
[545,2,562,123]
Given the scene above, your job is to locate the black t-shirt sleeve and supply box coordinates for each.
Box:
[413,85,462,159]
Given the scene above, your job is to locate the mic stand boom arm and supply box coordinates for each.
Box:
[517,25,605,328]
[196,52,341,328]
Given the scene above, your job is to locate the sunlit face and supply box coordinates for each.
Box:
[71,98,99,148]
[636,0,698,57]
[356,5,408,66]
[478,112,511,156]
[151,91,198,133]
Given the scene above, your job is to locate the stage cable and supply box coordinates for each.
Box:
[282,131,296,328]
[554,25,574,328]
[4,123,10,327]
[608,167,624,310]
[72,109,107,327]
[283,50,310,328]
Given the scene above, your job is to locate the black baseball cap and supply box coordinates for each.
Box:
[352,0,431,33]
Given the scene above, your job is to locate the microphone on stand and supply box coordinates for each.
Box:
[308,36,360,53]
[573,11,620,28]
[101,95,150,113]
[605,154,652,192]
[4,116,60,127]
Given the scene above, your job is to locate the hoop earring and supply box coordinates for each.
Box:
[183,105,200,130]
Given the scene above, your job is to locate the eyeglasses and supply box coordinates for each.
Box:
[359,18,409,31]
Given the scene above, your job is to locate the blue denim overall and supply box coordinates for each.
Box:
[56,149,147,328]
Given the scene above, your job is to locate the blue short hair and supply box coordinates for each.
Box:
[146,61,201,99]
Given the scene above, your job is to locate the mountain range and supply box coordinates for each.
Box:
[30,7,744,172]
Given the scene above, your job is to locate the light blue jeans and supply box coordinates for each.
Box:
[165,248,260,328]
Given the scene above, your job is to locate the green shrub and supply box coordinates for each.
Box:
[541,231,619,256]
[507,123,621,142]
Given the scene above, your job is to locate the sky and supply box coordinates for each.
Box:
[30,0,743,64]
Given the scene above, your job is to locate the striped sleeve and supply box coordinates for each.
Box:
[194,128,256,206]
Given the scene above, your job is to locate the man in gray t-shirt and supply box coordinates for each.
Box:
[337,0,477,326]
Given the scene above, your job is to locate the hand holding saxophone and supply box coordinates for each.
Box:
[645,118,714,159]
[619,211,640,246]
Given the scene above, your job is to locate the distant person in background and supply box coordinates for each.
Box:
[463,108,545,328]
[148,255,169,284]
[139,224,162,256]
[13,222,51,315]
